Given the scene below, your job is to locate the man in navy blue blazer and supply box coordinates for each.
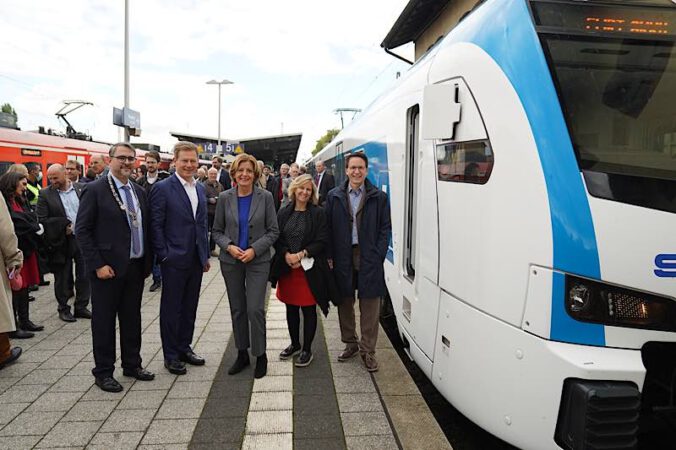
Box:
[150,141,210,375]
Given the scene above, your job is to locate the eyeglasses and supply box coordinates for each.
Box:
[113,156,136,163]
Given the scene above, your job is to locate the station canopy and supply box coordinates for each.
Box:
[170,131,301,168]
[381,0,451,50]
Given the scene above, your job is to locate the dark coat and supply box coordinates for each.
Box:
[218,170,232,190]
[269,203,340,315]
[316,171,335,206]
[36,183,84,267]
[203,180,223,216]
[136,171,170,193]
[266,175,283,211]
[74,177,153,278]
[325,178,391,299]
[5,198,41,258]
[149,175,209,269]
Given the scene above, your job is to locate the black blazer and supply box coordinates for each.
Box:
[218,170,232,190]
[316,172,335,205]
[36,182,84,265]
[267,175,283,211]
[269,203,340,315]
[75,177,153,278]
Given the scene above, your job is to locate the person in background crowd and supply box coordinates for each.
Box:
[0,172,44,339]
[269,174,337,367]
[314,160,335,206]
[204,168,223,257]
[150,141,209,376]
[0,198,24,370]
[255,160,267,190]
[299,165,307,175]
[212,153,279,379]
[280,163,300,209]
[136,151,170,292]
[37,164,91,323]
[196,167,208,183]
[138,165,148,180]
[7,164,29,177]
[267,163,289,211]
[89,155,109,179]
[325,152,391,372]
[76,142,155,392]
[65,160,83,183]
[24,162,41,207]
[212,156,232,189]
[81,166,97,183]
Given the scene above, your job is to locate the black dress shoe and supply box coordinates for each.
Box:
[59,310,76,322]
[74,308,92,319]
[0,347,22,370]
[164,360,187,375]
[254,353,268,379]
[228,350,250,375]
[95,376,123,393]
[295,350,313,367]
[28,285,38,292]
[179,351,205,366]
[149,281,161,292]
[28,295,35,302]
[39,280,51,286]
[20,320,44,332]
[9,329,34,339]
[279,344,301,360]
[123,367,155,381]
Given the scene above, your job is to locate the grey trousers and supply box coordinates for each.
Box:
[220,261,269,357]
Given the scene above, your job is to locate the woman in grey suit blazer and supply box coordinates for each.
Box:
[212,154,279,378]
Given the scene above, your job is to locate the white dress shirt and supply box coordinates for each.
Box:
[177,174,198,218]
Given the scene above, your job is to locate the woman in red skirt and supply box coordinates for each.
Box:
[0,172,44,338]
[270,174,336,367]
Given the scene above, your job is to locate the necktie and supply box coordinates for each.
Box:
[121,185,141,255]
[315,174,320,186]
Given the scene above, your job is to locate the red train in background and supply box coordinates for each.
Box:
[0,127,174,187]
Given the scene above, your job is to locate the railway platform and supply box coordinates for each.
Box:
[0,258,451,450]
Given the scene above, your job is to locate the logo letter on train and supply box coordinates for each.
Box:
[654,254,676,278]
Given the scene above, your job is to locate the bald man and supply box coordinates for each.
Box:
[37,164,90,322]
[89,155,109,180]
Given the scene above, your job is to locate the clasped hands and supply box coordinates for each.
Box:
[227,245,256,263]
[284,250,305,269]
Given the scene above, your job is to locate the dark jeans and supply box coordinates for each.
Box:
[54,237,90,313]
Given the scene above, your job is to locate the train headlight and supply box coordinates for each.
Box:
[565,275,676,332]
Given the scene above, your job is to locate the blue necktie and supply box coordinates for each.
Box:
[121,185,141,255]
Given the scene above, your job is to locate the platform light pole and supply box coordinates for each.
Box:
[206,79,233,154]
[124,0,130,142]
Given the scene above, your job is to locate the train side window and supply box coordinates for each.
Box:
[0,162,14,176]
[436,140,493,184]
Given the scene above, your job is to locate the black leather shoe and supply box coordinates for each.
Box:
[39,280,50,286]
[20,320,44,332]
[59,310,76,322]
[279,344,301,360]
[8,329,34,339]
[0,347,22,370]
[164,360,187,375]
[228,350,250,375]
[149,281,161,292]
[123,367,155,381]
[295,350,313,367]
[95,376,123,393]
[179,351,205,366]
[254,353,268,379]
[28,295,35,302]
[74,308,92,319]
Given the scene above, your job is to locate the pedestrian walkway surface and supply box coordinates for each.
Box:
[0,258,450,449]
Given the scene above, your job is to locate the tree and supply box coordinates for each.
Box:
[1,103,17,119]
[312,128,339,156]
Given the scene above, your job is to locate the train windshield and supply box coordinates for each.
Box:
[532,1,676,211]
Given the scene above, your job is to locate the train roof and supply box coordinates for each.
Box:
[0,127,111,154]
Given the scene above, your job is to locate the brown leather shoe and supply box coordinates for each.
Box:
[337,345,359,362]
[361,353,379,372]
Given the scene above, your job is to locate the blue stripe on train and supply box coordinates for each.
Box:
[444,0,605,345]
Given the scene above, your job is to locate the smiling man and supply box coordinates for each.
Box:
[150,141,210,376]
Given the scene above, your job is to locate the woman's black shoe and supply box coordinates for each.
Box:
[279,344,301,360]
[9,329,34,339]
[295,351,313,367]
[0,347,22,370]
[228,350,250,375]
[21,320,44,332]
[254,353,268,379]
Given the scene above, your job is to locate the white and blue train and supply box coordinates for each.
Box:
[311,0,676,448]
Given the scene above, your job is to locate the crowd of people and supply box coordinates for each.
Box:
[0,141,391,395]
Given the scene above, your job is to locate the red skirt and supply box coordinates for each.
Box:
[19,252,40,289]
[277,267,316,307]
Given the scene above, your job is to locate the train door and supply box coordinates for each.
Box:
[400,104,441,365]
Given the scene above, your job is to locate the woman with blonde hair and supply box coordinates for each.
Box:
[212,153,279,378]
[269,174,338,367]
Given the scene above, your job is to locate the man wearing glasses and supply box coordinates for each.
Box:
[76,143,155,392]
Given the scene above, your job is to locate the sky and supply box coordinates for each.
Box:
[0,0,413,163]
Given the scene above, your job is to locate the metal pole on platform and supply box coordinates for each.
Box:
[206,79,233,155]
[124,0,130,142]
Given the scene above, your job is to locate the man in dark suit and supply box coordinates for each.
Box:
[151,141,210,375]
[37,164,90,322]
[75,143,155,392]
[211,156,231,189]
[266,163,289,211]
[314,160,335,206]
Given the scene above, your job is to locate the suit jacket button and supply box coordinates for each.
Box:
[249,224,253,228]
